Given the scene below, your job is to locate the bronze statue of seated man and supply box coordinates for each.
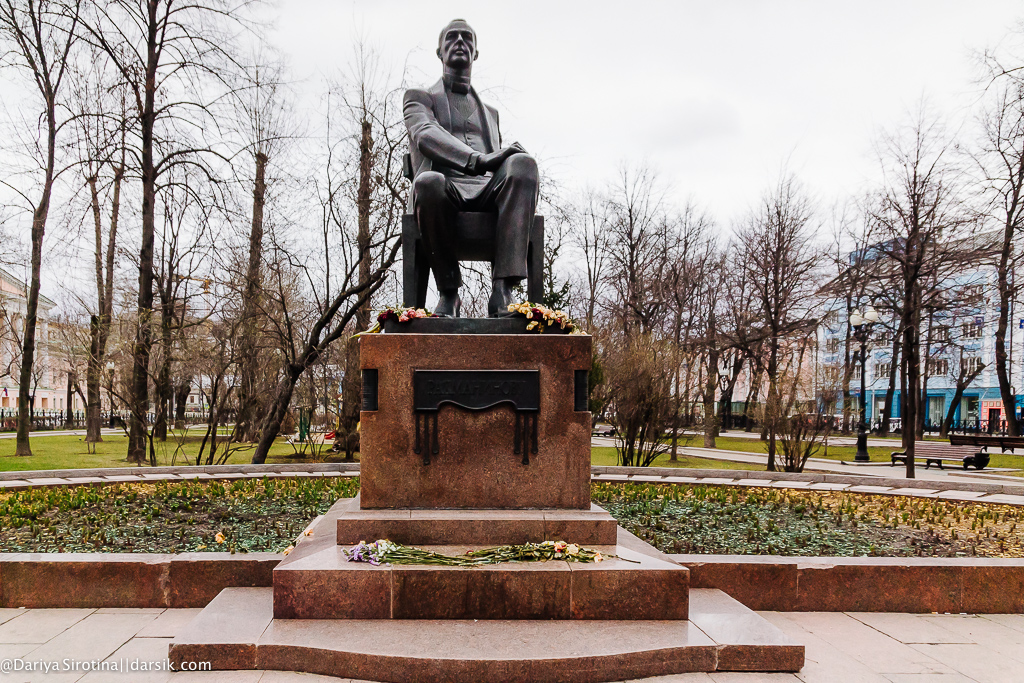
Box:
[403,18,539,317]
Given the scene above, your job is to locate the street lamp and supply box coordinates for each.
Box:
[850,306,880,461]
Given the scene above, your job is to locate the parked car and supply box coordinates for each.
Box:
[591,424,616,437]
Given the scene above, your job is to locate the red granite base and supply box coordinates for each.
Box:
[273,538,688,620]
[169,587,804,682]
[335,496,618,545]
[359,333,593,509]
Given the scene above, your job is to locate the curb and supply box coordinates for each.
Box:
[672,554,1024,614]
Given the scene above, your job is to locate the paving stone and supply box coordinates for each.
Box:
[934,490,987,500]
[806,483,851,491]
[979,614,1024,635]
[662,476,701,483]
[847,486,895,494]
[0,608,93,643]
[914,614,1024,661]
[26,610,160,663]
[879,674,976,682]
[708,674,801,682]
[137,609,203,638]
[0,608,28,626]
[24,478,72,486]
[737,479,775,487]
[976,494,1024,505]
[257,672,364,682]
[101,475,143,482]
[79,636,174,682]
[629,475,668,482]
[846,613,972,644]
[168,672,263,682]
[93,608,165,615]
[698,478,736,485]
[909,643,1024,682]
[756,612,890,682]
[778,612,952,675]
[770,481,812,488]
[886,488,940,497]
[0,480,30,488]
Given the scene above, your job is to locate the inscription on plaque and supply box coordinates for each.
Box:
[413,370,540,411]
[412,370,540,466]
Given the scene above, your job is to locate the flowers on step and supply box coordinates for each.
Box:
[358,307,438,335]
[345,539,608,565]
[507,302,578,333]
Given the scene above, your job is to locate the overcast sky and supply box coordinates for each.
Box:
[269,0,1023,227]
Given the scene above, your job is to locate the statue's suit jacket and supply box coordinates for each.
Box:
[403,78,501,210]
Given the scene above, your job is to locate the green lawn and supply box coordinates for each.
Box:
[705,434,1024,472]
[590,446,763,471]
[0,432,323,472]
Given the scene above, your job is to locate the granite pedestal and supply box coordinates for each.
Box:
[170,329,803,680]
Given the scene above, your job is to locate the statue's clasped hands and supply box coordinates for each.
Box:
[475,142,527,173]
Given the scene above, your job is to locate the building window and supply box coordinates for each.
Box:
[926,358,949,376]
[962,284,984,305]
[822,365,841,383]
[824,338,842,354]
[875,362,891,379]
[962,322,982,339]
[849,364,862,381]
[875,330,893,346]
[932,325,950,343]
[964,357,983,376]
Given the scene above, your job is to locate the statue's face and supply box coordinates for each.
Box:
[438,24,477,69]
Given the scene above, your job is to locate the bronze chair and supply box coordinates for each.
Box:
[402,153,544,309]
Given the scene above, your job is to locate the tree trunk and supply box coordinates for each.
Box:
[127,13,160,465]
[85,162,121,443]
[902,294,920,479]
[766,338,779,471]
[994,219,1019,436]
[15,107,57,457]
[338,118,374,461]
[236,151,268,442]
[86,315,102,442]
[252,367,302,464]
[881,335,900,436]
[703,312,718,449]
[174,381,190,429]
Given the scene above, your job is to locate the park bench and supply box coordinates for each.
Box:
[890,441,989,470]
[949,434,1024,454]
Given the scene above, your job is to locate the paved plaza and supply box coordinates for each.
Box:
[0,606,1019,682]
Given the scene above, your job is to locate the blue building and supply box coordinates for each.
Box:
[818,273,1024,433]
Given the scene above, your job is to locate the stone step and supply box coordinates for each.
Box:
[274,538,689,620]
[336,495,618,545]
[169,587,803,682]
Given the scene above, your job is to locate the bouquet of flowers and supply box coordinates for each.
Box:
[344,539,606,566]
[358,306,437,335]
[506,302,578,333]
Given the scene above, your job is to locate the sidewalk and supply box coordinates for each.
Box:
[592,436,1024,486]
[0,606,1019,682]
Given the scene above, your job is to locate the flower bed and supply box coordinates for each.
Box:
[0,477,358,554]
[594,482,1024,558]
[2,478,1021,558]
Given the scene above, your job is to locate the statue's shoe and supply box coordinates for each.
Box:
[435,292,462,318]
[487,280,514,317]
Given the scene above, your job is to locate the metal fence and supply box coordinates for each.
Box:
[0,409,212,432]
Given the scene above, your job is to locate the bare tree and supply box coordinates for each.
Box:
[249,55,406,465]
[80,0,253,463]
[868,110,979,476]
[0,0,82,456]
[975,56,1024,436]
[736,175,822,471]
